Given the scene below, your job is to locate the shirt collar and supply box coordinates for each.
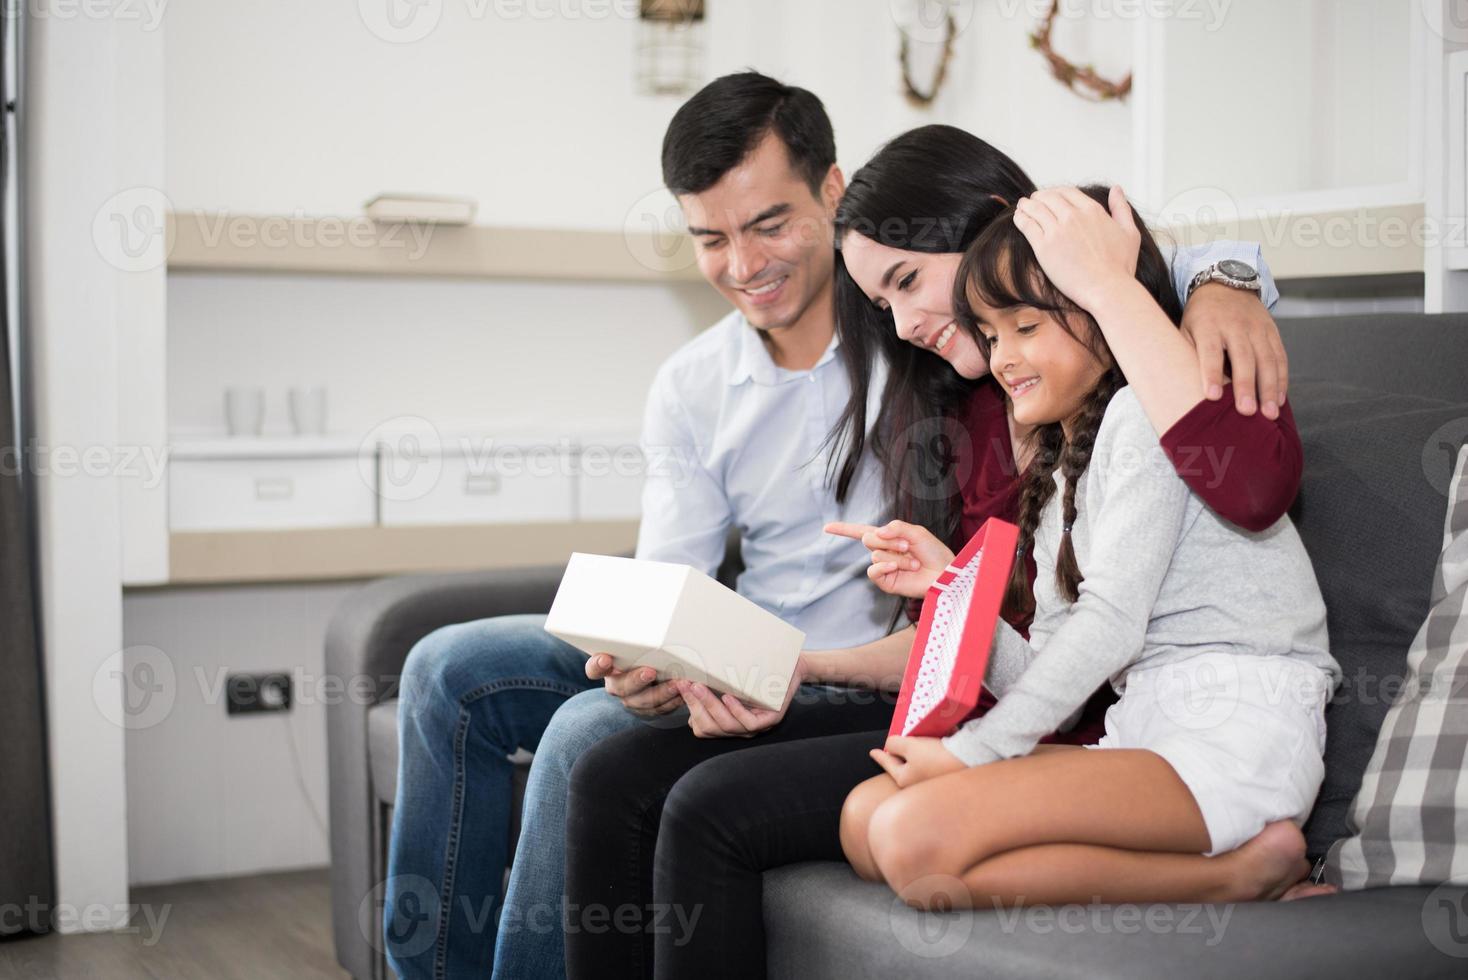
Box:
[726,317,842,387]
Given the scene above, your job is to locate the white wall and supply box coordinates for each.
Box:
[1156,0,1415,209]
[163,0,1135,229]
[166,273,728,439]
[123,582,357,886]
[24,3,138,931]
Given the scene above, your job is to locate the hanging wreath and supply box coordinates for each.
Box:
[1029,0,1131,102]
[899,8,956,106]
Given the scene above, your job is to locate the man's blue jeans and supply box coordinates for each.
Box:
[385,614,627,979]
[492,687,644,979]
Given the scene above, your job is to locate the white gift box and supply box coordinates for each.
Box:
[544,552,805,711]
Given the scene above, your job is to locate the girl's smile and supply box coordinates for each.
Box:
[975,307,1109,431]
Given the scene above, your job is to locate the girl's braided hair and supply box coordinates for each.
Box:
[950,185,1183,619]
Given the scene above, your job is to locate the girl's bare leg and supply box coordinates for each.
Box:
[866,747,1310,908]
[841,744,1080,882]
[841,773,899,881]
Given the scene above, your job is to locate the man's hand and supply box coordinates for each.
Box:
[1180,281,1288,419]
[676,655,807,738]
[869,735,966,788]
[585,653,683,719]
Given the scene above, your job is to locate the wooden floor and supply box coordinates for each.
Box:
[0,868,350,980]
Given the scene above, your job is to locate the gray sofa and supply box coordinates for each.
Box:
[327,313,1468,979]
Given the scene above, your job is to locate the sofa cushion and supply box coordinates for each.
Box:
[1285,380,1468,856]
[764,861,1468,979]
[368,701,400,806]
[1277,313,1468,405]
[1326,448,1468,887]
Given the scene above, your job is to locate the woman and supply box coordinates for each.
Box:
[839,183,1336,908]
[563,125,1305,980]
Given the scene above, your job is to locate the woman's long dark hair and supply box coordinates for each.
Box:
[951,185,1184,619]
[828,125,1038,550]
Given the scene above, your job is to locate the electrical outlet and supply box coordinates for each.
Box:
[226,672,292,715]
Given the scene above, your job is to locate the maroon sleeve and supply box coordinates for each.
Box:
[904,384,1018,625]
[1158,383,1302,533]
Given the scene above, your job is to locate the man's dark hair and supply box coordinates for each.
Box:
[661,71,836,198]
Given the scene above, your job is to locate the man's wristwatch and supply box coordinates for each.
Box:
[1187,259,1261,299]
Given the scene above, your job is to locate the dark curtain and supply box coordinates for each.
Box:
[0,6,55,935]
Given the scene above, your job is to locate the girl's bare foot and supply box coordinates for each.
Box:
[1220,821,1312,901]
[1280,881,1338,901]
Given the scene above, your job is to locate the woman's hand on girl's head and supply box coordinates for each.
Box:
[825,519,956,599]
[1013,185,1142,315]
[870,735,966,788]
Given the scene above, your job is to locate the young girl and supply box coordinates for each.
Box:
[838,185,1341,907]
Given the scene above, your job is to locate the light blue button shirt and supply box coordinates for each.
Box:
[636,310,896,650]
[635,242,1275,652]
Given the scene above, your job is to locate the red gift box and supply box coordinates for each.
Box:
[889,517,1020,738]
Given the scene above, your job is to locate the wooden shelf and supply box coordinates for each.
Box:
[166,211,703,283]
[167,204,1422,284]
[161,520,640,586]
[1165,203,1425,280]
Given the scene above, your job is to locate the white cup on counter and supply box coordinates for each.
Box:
[224,387,266,437]
[289,386,328,436]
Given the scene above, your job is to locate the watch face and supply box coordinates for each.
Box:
[1218,259,1258,281]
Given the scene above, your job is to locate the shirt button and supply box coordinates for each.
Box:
[808,375,816,383]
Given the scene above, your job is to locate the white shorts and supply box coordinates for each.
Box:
[1084,652,1333,856]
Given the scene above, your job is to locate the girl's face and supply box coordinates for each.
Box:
[970,299,1110,432]
[840,232,991,379]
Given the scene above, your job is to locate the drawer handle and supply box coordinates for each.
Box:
[464,473,501,496]
[255,477,295,501]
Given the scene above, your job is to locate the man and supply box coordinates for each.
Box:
[386,70,1286,980]
[384,72,894,980]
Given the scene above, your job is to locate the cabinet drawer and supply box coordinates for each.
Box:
[378,447,575,526]
[170,457,376,531]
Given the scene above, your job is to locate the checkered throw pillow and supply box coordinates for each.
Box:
[1325,447,1468,888]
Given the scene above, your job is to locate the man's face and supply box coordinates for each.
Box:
[678,131,841,333]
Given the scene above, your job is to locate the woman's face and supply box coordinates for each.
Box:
[840,232,991,380]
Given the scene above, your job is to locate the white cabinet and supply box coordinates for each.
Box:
[376,434,577,527]
[167,430,643,533]
[169,438,376,531]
